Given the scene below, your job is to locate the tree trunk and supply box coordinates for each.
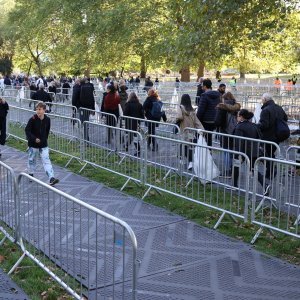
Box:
[27,61,32,76]
[140,55,147,79]
[120,66,124,78]
[180,66,190,82]
[196,62,205,81]
[35,58,43,76]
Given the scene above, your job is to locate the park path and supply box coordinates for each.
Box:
[1,145,300,300]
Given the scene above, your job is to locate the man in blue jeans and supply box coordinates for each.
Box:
[25,101,59,186]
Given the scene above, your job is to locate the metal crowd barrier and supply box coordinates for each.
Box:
[78,107,117,126]
[119,115,180,140]
[251,157,300,243]
[7,172,137,299]
[81,121,145,190]
[142,134,251,227]
[0,161,19,245]
[183,128,281,160]
[286,145,300,161]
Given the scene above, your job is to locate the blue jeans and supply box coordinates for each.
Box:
[27,147,54,181]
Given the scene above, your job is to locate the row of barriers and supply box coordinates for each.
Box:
[0,161,138,299]
[6,105,300,245]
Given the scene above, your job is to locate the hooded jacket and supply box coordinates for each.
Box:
[196,90,221,123]
[25,114,50,148]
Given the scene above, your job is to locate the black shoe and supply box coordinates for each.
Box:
[29,174,34,182]
[49,177,59,186]
[263,184,271,196]
[133,152,140,157]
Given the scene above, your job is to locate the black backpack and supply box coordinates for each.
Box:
[275,118,290,143]
[151,101,163,119]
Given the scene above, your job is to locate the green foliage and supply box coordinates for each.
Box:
[3,0,300,76]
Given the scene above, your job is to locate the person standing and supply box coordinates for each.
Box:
[0,97,9,157]
[79,78,95,141]
[25,102,59,186]
[232,109,264,189]
[143,76,153,92]
[257,93,289,194]
[123,92,144,156]
[62,80,71,102]
[217,83,226,96]
[196,79,221,146]
[176,94,204,170]
[103,84,120,144]
[143,88,167,151]
[32,84,52,112]
[195,77,204,105]
[214,92,240,177]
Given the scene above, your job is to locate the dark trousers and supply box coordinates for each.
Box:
[147,122,156,149]
[0,117,6,145]
[79,110,90,142]
[202,122,215,147]
[233,157,264,187]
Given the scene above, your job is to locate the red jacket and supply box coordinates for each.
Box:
[104,92,120,111]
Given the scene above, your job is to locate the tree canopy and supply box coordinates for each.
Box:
[2,0,299,80]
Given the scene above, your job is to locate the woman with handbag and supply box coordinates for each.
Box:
[176,94,203,170]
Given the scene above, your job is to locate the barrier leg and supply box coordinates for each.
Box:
[0,235,7,246]
[8,252,26,275]
[251,227,263,244]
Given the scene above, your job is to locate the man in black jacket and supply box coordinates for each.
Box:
[197,79,221,146]
[257,93,288,195]
[32,84,52,112]
[79,78,95,141]
[25,102,59,186]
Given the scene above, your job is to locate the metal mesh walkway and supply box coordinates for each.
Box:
[1,145,300,300]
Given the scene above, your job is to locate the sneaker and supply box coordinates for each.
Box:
[49,177,59,186]
[188,162,193,170]
[263,184,271,196]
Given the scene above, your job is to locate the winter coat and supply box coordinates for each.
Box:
[124,100,144,131]
[233,120,261,159]
[257,100,288,143]
[119,90,128,112]
[143,96,166,122]
[0,100,9,118]
[79,82,95,110]
[176,105,203,141]
[104,92,120,111]
[196,90,221,124]
[32,89,52,103]
[25,114,51,148]
[72,84,81,109]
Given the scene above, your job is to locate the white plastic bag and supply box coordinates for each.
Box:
[253,103,262,124]
[193,135,219,184]
[118,104,123,117]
